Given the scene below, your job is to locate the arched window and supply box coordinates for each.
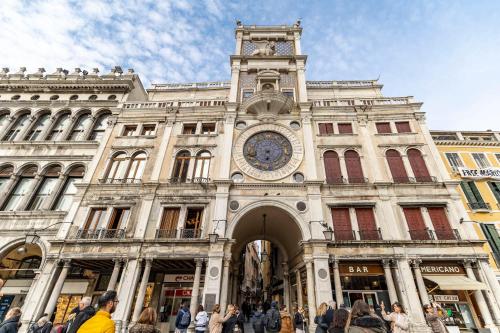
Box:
[28,165,61,210]
[127,152,147,182]
[2,166,37,211]
[25,113,50,141]
[3,113,30,141]
[407,149,432,182]
[0,165,14,192]
[68,113,93,140]
[105,153,129,183]
[172,151,190,182]
[54,166,85,211]
[323,151,342,184]
[193,151,211,181]
[89,113,110,141]
[344,150,365,183]
[15,256,42,278]
[46,113,71,140]
[386,149,409,183]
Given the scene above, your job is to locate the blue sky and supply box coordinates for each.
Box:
[1,0,499,130]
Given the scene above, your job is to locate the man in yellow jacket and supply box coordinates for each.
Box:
[77,290,118,333]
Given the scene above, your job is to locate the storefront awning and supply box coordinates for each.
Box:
[423,275,487,290]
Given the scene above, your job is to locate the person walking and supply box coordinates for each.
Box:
[195,305,209,333]
[380,301,408,333]
[279,305,292,333]
[208,304,232,333]
[222,305,238,333]
[0,307,21,333]
[29,314,52,333]
[129,307,160,333]
[293,307,306,333]
[62,306,79,333]
[251,306,265,333]
[175,302,191,333]
[264,301,281,333]
[77,290,118,333]
[345,300,386,333]
[67,297,95,333]
[327,308,349,333]
[423,304,447,333]
[324,302,336,328]
[314,303,329,333]
[235,306,245,333]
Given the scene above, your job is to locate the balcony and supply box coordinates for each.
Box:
[155,229,178,239]
[180,228,202,239]
[409,228,434,240]
[358,229,382,240]
[71,228,126,240]
[98,178,141,184]
[468,202,491,211]
[415,176,437,183]
[393,176,412,184]
[333,230,356,241]
[434,228,461,241]
[347,177,368,184]
[241,91,294,117]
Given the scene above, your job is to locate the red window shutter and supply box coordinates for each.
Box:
[338,123,353,134]
[428,207,454,240]
[355,208,379,240]
[376,122,392,134]
[403,207,429,240]
[323,151,342,184]
[386,150,409,183]
[396,121,411,133]
[344,150,364,183]
[331,208,353,240]
[407,149,431,182]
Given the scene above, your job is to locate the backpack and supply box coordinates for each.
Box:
[180,309,191,326]
[267,309,281,331]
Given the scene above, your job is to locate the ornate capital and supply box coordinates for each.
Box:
[194,258,204,267]
[382,259,394,269]
[410,258,422,268]
[463,259,476,269]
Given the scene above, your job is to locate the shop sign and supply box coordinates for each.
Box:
[420,263,464,275]
[433,295,459,302]
[339,263,384,275]
[164,289,192,297]
[459,167,500,180]
[164,274,204,283]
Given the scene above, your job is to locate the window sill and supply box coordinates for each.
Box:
[116,135,157,139]
[375,132,416,136]
[178,133,218,137]
[317,133,356,137]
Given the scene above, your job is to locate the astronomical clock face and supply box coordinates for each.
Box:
[233,124,304,180]
[243,131,292,171]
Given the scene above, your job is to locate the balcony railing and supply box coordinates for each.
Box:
[409,228,434,241]
[347,177,368,184]
[358,229,382,240]
[169,177,188,184]
[99,178,141,184]
[333,230,356,241]
[434,228,462,241]
[192,177,210,184]
[468,202,491,211]
[393,176,413,184]
[326,177,368,185]
[326,177,345,185]
[415,176,437,183]
[73,228,126,240]
[180,228,202,239]
[155,229,178,239]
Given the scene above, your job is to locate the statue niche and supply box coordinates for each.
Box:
[251,40,276,56]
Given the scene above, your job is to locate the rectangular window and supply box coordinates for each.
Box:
[331,208,354,240]
[355,207,380,240]
[427,207,455,240]
[2,178,35,211]
[403,207,430,240]
[201,123,216,134]
[472,153,490,168]
[376,122,392,134]
[182,123,197,135]
[460,181,489,210]
[395,121,411,133]
[282,89,294,99]
[183,208,203,238]
[488,182,500,203]
[481,224,500,266]
[318,123,334,135]
[337,123,353,134]
[159,208,180,237]
[122,125,137,136]
[445,152,464,171]
[242,89,254,100]
[28,177,58,210]
[141,124,156,136]
[85,208,107,230]
[108,208,130,230]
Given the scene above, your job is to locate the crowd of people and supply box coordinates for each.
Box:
[0,291,451,333]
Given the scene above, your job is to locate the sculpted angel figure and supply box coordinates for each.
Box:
[251,40,276,56]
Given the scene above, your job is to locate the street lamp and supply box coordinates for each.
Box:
[24,222,72,245]
[260,214,268,263]
[310,221,333,241]
[209,220,226,243]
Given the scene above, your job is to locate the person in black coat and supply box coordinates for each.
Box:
[324,301,336,328]
[222,310,238,333]
[235,306,245,333]
[0,307,22,333]
[67,297,95,333]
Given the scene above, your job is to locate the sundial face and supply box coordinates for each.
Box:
[243,131,292,171]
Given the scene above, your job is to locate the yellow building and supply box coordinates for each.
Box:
[432,130,500,280]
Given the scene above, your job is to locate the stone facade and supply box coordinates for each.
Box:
[0,24,499,333]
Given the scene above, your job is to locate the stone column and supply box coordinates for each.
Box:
[41,173,66,210]
[0,115,13,138]
[81,115,96,140]
[331,260,343,307]
[294,270,303,308]
[150,120,174,181]
[474,261,500,324]
[305,259,317,325]
[18,174,42,210]
[113,259,141,333]
[231,267,239,305]
[382,260,398,305]
[132,259,153,323]
[44,260,71,318]
[189,259,204,318]
[313,255,333,305]
[411,259,430,305]
[16,115,36,142]
[202,250,224,309]
[107,258,122,291]
[220,256,231,314]
[478,258,500,308]
[282,263,291,311]
[464,260,497,331]
[0,175,18,206]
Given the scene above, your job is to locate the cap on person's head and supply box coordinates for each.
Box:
[98,290,117,308]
